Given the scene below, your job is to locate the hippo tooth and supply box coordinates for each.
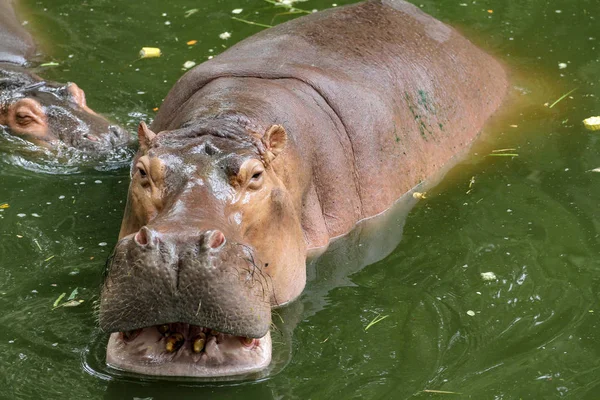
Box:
[165,333,185,353]
[157,324,170,336]
[192,333,206,353]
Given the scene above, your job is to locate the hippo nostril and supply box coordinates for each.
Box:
[205,230,226,249]
[134,226,156,247]
[109,125,122,138]
[83,133,99,142]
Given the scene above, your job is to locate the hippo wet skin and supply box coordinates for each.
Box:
[0,0,129,152]
[100,0,507,377]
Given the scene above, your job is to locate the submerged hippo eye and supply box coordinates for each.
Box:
[15,113,33,126]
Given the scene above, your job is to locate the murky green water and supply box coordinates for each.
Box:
[1,0,600,398]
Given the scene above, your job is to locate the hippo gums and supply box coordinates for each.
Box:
[100,0,507,377]
[0,0,129,153]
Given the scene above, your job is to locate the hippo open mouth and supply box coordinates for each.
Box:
[106,323,271,377]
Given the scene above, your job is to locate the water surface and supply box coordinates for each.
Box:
[1,0,600,398]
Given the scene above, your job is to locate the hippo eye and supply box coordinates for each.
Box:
[251,171,263,180]
[16,113,33,126]
[138,168,147,178]
[247,169,264,190]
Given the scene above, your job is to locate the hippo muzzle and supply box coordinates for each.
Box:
[100,225,273,376]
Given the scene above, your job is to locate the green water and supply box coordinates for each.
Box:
[1,0,600,398]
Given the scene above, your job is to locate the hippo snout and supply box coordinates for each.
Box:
[99,226,272,338]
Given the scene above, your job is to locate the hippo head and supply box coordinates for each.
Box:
[99,120,307,377]
[0,68,130,152]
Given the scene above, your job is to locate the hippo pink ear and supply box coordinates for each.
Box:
[262,124,287,161]
[138,121,157,152]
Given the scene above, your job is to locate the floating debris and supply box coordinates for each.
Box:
[53,293,66,308]
[548,88,577,108]
[139,47,162,58]
[412,192,427,200]
[40,61,59,67]
[0,203,9,209]
[186,40,198,46]
[481,271,497,281]
[365,313,389,331]
[489,149,519,158]
[53,288,84,309]
[466,176,475,194]
[67,288,78,301]
[57,300,84,308]
[423,389,462,395]
[558,62,567,69]
[231,17,273,28]
[219,32,232,40]
[183,61,196,69]
[583,116,600,131]
[184,8,199,18]
[466,310,475,316]
[232,8,243,14]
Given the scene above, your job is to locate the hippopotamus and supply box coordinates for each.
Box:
[99,0,507,377]
[0,0,129,153]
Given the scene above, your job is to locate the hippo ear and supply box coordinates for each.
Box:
[262,124,287,161]
[138,121,156,152]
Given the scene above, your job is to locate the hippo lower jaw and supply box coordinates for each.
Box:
[106,323,272,377]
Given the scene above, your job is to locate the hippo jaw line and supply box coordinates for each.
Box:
[106,323,272,378]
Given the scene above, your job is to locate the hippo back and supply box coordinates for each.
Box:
[153,0,507,240]
[0,0,35,65]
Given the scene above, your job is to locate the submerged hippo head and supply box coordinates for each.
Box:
[0,67,130,152]
[99,120,306,377]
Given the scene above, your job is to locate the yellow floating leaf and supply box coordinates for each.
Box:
[187,40,198,45]
[0,203,9,209]
[139,47,162,58]
[583,116,600,131]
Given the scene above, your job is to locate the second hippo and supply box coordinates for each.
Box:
[0,0,130,154]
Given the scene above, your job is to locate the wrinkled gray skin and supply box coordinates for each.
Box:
[100,0,508,378]
[0,0,130,153]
